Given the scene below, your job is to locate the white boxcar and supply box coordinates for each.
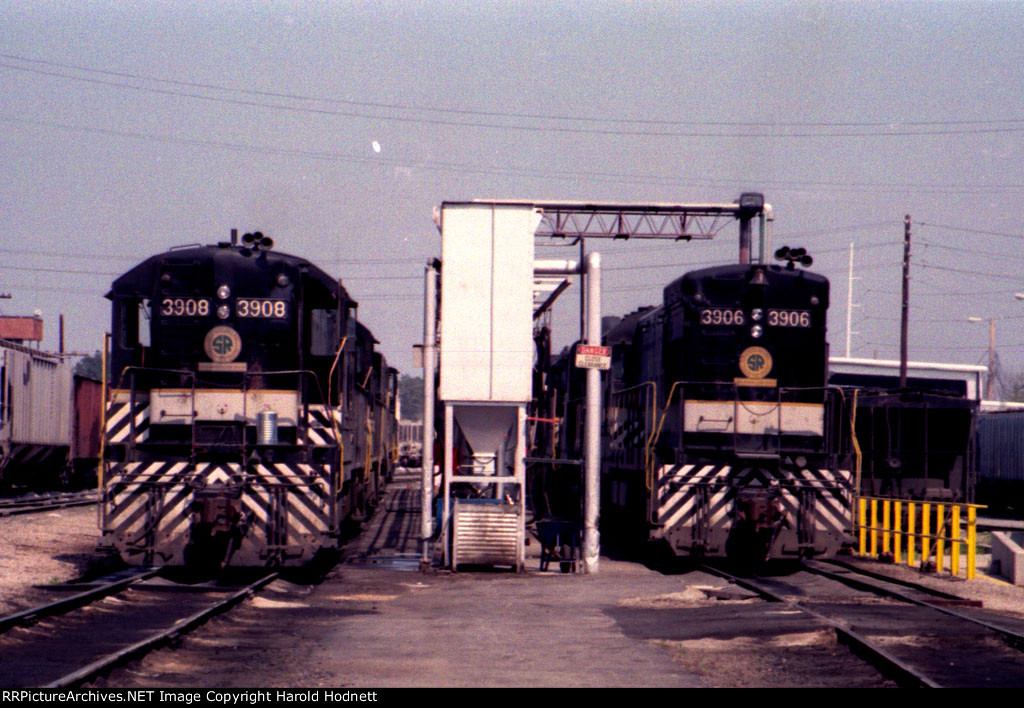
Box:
[0,342,73,486]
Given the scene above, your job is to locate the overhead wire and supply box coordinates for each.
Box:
[7,54,1024,139]
[5,50,1024,131]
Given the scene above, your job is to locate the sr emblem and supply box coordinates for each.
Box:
[204,326,242,363]
[739,346,772,379]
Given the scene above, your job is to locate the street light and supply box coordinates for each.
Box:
[967,317,996,400]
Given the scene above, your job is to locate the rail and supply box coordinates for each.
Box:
[854,495,987,580]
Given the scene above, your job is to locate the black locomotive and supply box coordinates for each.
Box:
[100,231,397,568]
[535,248,854,564]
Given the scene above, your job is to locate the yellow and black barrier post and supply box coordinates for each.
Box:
[855,496,985,580]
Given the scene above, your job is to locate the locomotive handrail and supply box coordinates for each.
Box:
[608,381,657,486]
[106,366,335,447]
[854,495,987,580]
[109,365,199,388]
[107,365,198,464]
[646,380,684,491]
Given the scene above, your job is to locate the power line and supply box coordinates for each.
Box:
[7,114,1023,196]
[916,221,1024,240]
[916,261,1024,283]
[0,115,758,189]
[7,50,1024,133]
[7,59,1024,139]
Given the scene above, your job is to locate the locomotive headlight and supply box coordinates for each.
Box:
[277,274,290,287]
[810,296,819,306]
[751,308,763,321]
[217,304,230,320]
[217,285,231,300]
[750,325,763,339]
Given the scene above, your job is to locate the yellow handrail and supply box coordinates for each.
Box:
[855,495,986,580]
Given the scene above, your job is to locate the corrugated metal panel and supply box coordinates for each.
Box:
[3,348,72,446]
[452,501,520,568]
[978,411,1024,483]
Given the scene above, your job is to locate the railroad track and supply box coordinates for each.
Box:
[699,560,1024,688]
[0,490,98,516]
[0,569,277,688]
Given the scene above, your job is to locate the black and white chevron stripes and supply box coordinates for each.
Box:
[101,460,336,566]
[655,462,853,556]
[105,398,150,444]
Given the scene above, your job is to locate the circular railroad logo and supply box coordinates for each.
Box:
[204,326,242,363]
[739,346,772,379]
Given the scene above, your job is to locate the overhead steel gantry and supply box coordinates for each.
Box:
[535,201,759,241]
[474,196,773,324]
[470,195,770,251]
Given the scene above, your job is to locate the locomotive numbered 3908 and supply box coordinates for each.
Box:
[601,252,854,563]
[101,232,397,568]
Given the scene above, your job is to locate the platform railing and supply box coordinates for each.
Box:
[854,495,987,579]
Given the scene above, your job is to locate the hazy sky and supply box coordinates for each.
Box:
[3,1,1024,389]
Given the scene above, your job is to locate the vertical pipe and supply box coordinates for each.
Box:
[870,498,878,557]
[421,261,438,567]
[858,497,866,556]
[98,333,110,532]
[899,215,911,388]
[922,502,931,567]
[936,504,945,574]
[758,210,766,264]
[495,438,504,500]
[578,238,586,341]
[968,506,977,580]
[444,404,454,569]
[738,217,752,265]
[894,500,903,564]
[987,319,995,401]
[516,405,527,572]
[952,505,961,577]
[908,502,916,566]
[882,499,891,555]
[583,251,602,573]
[846,243,854,357]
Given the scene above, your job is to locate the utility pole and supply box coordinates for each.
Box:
[968,316,998,400]
[899,215,911,388]
[987,318,996,400]
[845,242,859,357]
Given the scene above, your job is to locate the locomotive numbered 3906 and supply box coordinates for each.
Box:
[601,255,854,563]
[101,232,397,568]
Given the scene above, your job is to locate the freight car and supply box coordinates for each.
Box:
[977,409,1024,513]
[828,358,979,505]
[397,420,423,467]
[0,340,102,490]
[99,231,397,568]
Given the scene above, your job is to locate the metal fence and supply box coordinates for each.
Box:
[854,495,986,579]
